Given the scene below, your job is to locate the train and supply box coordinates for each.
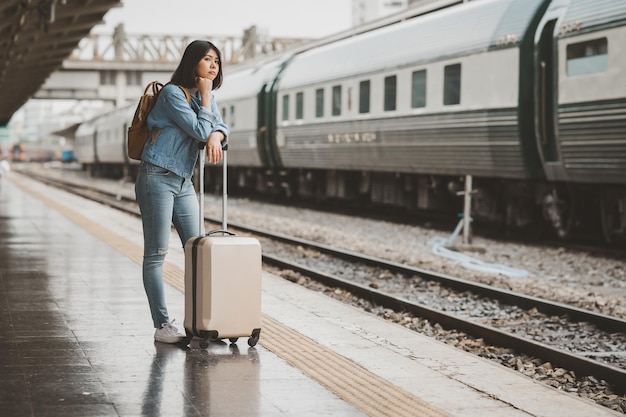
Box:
[7,143,72,163]
[74,0,626,243]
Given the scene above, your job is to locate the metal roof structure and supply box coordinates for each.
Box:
[0,0,121,126]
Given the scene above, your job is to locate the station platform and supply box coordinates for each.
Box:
[0,171,621,417]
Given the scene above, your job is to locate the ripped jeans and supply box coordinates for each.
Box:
[135,162,199,328]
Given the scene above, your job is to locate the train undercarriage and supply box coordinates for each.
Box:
[218,166,625,244]
[83,161,625,244]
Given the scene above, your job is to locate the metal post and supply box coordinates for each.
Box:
[463,174,472,244]
[198,149,205,236]
[222,150,227,231]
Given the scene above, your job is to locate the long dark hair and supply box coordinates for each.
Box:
[171,40,224,90]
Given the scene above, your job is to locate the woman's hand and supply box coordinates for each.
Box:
[206,132,224,164]
[195,77,213,107]
[195,76,213,93]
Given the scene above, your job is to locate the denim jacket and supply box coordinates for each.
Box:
[142,83,229,179]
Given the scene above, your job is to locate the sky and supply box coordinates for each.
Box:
[93,0,354,39]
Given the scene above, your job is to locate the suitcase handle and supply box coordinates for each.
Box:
[206,229,235,237]
[196,141,228,236]
[197,142,206,235]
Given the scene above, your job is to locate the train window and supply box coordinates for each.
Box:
[315,88,324,117]
[332,85,342,116]
[296,92,304,120]
[443,64,461,105]
[566,38,608,76]
[230,105,235,128]
[282,94,289,121]
[359,80,370,114]
[384,75,397,111]
[411,70,427,108]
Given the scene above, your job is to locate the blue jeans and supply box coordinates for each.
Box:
[135,162,199,328]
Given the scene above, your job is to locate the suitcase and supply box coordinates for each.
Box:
[182,145,262,348]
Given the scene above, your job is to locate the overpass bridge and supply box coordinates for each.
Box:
[0,0,308,126]
[34,24,309,106]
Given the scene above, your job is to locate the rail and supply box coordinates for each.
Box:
[15,165,626,394]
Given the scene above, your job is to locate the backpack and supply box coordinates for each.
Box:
[127,81,191,160]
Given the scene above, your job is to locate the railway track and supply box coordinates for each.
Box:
[17,166,626,396]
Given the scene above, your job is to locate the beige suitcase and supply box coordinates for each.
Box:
[183,147,262,348]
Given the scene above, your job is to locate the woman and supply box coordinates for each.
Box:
[135,40,229,343]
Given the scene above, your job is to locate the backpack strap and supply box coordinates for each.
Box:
[178,85,191,103]
[146,84,193,148]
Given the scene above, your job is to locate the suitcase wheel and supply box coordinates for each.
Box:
[197,330,218,348]
[229,338,238,343]
[180,329,193,347]
[248,328,261,347]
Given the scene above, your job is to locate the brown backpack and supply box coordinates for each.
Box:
[127,81,191,160]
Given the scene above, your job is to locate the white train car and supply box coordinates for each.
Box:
[75,105,138,177]
[74,119,96,166]
[274,0,532,178]
[94,105,135,165]
[71,0,626,242]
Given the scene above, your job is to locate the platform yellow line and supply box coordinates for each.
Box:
[11,173,452,417]
[260,315,452,417]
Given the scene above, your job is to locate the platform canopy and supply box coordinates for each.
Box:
[0,0,121,125]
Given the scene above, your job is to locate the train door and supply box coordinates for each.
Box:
[265,77,283,169]
[534,0,578,238]
[122,120,134,179]
[256,84,274,168]
[93,130,99,164]
[537,20,559,163]
[534,1,571,179]
[122,121,129,162]
[257,58,293,169]
[257,82,284,168]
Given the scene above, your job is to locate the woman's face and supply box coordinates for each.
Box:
[195,49,220,80]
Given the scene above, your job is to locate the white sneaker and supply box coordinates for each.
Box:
[154,319,185,344]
